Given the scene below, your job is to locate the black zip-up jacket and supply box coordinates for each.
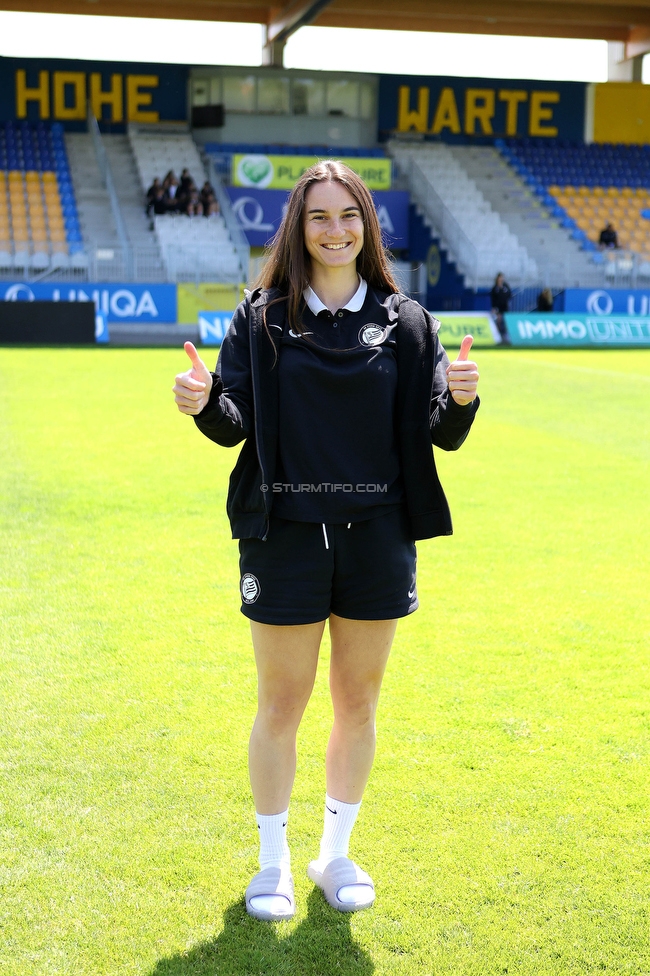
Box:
[194,286,479,541]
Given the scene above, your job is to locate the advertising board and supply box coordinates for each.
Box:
[559,288,650,316]
[432,311,498,347]
[378,75,586,142]
[1,282,177,322]
[226,187,409,248]
[198,311,234,345]
[0,56,188,128]
[232,154,392,190]
[177,283,245,325]
[504,312,650,346]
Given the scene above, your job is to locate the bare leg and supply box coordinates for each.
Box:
[248,619,325,815]
[326,614,397,803]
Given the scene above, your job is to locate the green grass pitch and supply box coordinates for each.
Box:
[0,345,648,976]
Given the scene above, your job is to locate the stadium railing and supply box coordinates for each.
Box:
[203,153,250,282]
[407,157,533,291]
[87,104,133,280]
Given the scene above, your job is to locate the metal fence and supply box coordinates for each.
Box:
[0,244,242,284]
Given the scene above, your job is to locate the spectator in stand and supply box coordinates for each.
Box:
[151,187,168,216]
[178,180,199,215]
[165,176,181,213]
[490,272,512,344]
[179,168,193,196]
[163,170,176,189]
[535,288,554,312]
[599,222,618,249]
[146,177,161,216]
[186,189,203,216]
[204,192,220,217]
[200,180,215,212]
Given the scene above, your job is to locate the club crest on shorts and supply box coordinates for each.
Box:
[359,324,387,346]
[241,573,260,604]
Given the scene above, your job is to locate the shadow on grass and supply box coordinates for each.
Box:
[150,888,374,976]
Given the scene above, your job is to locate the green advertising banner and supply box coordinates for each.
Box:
[232,154,392,190]
[505,313,650,346]
[432,311,498,347]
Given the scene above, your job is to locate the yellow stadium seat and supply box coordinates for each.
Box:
[52,241,68,254]
[50,228,66,242]
[8,171,23,182]
[25,171,39,183]
[620,187,634,197]
[577,186,591,196]
[31,217,46,232]
[31,227,48,243]
[42,171,56,182]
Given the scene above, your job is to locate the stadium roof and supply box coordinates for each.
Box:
[4,1,650,59]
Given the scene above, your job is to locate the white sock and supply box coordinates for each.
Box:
[312,795,373,906]
[250,810,291,915]
[312,794,361,872]
[256,809,290,871]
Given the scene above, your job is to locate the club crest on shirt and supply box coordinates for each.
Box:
[359,324,388,346]
[241,573,260,604]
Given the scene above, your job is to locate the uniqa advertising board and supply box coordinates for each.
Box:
[559,287,650,316]
[232,154,392,191]
[504,312,650,346]
[226,187,409,247]
[1,282,177,322]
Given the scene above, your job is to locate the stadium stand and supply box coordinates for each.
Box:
[129,128,241,281]
[447,145,599,288]
[153,212,241,281]
[0,121,83,271]
[388,140,537,288]
[497,139,650,258]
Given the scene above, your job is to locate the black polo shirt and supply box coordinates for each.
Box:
[271,279,404,523]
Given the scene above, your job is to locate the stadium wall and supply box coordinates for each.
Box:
[5,55,650,150]
[590,83,650,145]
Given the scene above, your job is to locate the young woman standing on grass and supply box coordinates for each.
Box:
[173,160,480,922]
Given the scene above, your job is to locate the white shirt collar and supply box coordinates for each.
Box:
[304,277,367,316]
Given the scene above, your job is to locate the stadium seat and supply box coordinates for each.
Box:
[497,140,650,256]
[0,121,85,266]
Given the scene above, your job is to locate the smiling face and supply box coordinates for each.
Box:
[302,181,364,274]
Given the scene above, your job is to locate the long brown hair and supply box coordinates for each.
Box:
[258,160,399,336]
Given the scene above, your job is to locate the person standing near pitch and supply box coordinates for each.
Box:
[173,160,479,921]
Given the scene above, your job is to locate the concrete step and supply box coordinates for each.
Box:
[65,132,118,247]
[103,135,160,250]
[448,145,596,282]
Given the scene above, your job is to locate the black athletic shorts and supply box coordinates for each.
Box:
[238,507,418,625]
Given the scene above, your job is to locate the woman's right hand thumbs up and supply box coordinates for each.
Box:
[173,341,213,415]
